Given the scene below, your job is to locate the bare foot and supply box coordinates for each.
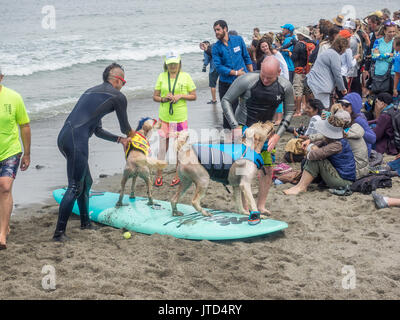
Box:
[201,210,213,217]
[283,187,306,195]
[258,208,271,216]
[0,235,6,250]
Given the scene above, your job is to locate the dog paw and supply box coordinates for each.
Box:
[172,211,184,216]
[129,195,135,199]
[115,202,128,208]
[147,200,154,206]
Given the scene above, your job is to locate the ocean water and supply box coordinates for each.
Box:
[1,0,399,207]
[2,0,398,121]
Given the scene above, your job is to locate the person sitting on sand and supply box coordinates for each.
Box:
[333,104,370,179]
[284,98,324,163]
[284,112,356,195]
[339,92,376,157]
[368,93,398,156]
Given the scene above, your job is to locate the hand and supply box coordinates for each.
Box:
[232,127,243,143]
[354,54,361,61]
[171,94,182,103]
[237,68,245,76]
[302,139,311,150]
[119,137,130,153]
[394,89,398,97]
[341,89,348,96]
[267,134,280,152]
[20,154,30,171]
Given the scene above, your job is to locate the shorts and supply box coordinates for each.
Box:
[209,70,219,88]
[0,153,22,179]
[158,119,188,139]
[261,149,276,167]
[293,73,306,97]
[276,102,283,113]
[303,77,313,96]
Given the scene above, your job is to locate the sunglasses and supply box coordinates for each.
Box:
[114,75,126,86]
[384,20,396,26]
[340,101,352,108]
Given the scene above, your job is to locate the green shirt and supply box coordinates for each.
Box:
[155,71,196,123]
[0,86,30,161]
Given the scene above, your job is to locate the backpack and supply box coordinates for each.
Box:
[382,104,400,151]
[301,40,316,74]
[350,173,392,194]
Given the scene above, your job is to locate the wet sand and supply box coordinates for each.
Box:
[2,121,400,299]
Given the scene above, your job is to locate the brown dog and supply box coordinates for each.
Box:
[116,118,167,207]
[171,121,275,217]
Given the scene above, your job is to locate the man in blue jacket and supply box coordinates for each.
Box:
[280,23,296,83]
[212,20,253,129]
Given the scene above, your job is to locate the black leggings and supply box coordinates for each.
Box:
[55,124,93,235]
[219,81,238,129]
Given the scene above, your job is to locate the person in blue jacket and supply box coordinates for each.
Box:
[339,92,376,157]
[212,20,253,129]
[280,23,296,83]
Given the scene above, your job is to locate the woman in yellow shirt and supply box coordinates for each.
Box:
[153,52,196,187]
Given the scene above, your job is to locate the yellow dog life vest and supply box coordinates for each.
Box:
[126,132,150,158]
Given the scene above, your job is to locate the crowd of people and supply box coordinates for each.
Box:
[1,8,400,246]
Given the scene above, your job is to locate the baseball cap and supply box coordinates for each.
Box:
[281,24,295,32]
[165,51,181,65]
[343,19,356,30]
[338,29,352,39]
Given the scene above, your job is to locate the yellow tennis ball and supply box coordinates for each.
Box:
[123,232,131,239]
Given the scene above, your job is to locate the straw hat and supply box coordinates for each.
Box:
[332,14,344,26]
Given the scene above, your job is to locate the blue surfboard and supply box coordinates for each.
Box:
[53,188,288,241]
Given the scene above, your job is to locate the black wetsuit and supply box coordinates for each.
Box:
[54,82,131,238]
[221,72,294,137]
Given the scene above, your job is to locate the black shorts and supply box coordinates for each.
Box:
[209,70,219,88]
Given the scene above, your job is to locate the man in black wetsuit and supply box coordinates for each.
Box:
[53,63,132,242]
[221,56,295,215]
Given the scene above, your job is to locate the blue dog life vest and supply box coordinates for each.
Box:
[191,144,264,185]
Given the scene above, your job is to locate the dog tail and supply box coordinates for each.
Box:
[136,157,168,170]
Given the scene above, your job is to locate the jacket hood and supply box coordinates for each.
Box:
[342,93,362,114]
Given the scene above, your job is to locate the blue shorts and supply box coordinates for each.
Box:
[276,102,283,113]
[0,153,21,179]
[209,70,219,88]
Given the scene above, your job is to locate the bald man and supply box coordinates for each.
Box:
[221,56,295,215]
[53,63,133,242]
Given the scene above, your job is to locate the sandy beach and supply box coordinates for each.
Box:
[2,116,400,300]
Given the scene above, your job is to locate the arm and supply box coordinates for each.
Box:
[394,72,400,97]
[356,117,376,144]
[268,78,295,151]
[221,75,253,128]
[173,90,197,103]
[212,43,233,78]
[307,140,342,160]
[331,52,346,91]
[19,123,31,171]
[346,123,364,139]
[373,114,392,141]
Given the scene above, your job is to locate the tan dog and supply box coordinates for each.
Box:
[171,121,275,217]
[116,118,167,207]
